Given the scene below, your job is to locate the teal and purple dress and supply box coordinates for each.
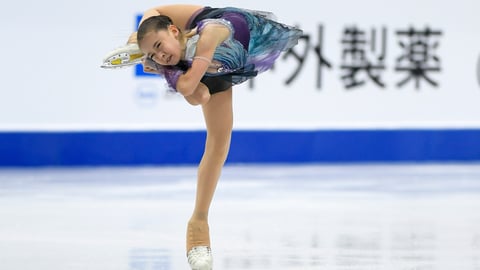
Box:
[148,7,303,93]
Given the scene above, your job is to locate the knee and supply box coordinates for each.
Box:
[185,93,210,106]
[197,90,211,105]
[185,90,211,106]
[185,96,201,106]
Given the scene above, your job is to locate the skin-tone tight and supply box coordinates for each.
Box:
[185,87,233,252]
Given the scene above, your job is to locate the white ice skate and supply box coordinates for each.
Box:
[187,246,213,270]
[100,43,144,69]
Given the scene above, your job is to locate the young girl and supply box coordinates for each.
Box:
[102,5,302,270]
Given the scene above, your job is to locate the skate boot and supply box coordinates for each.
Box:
[186,220,212,270]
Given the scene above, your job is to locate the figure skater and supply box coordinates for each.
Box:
[102,4,302,270]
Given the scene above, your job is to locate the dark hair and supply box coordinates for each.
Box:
[137,15,175,43]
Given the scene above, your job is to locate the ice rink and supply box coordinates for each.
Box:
[1,163,479,270]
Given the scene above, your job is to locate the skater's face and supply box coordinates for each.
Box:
[139,26,183,66]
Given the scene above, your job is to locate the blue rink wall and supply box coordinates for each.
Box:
[1,129,479,167]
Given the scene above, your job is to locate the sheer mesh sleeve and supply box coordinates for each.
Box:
[144,58,183,93]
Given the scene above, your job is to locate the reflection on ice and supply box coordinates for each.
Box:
[0,164,479,270]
